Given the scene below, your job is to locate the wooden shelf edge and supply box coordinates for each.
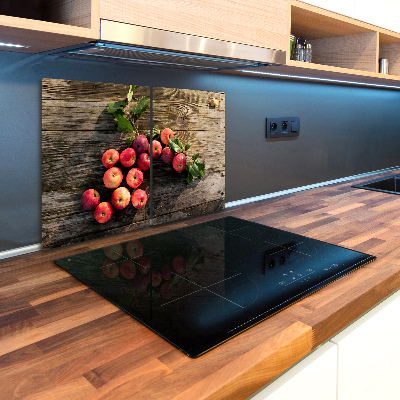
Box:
[225,63,400,89]
[0,14,99,39]
[286,60,400,82]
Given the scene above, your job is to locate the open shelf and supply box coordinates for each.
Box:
[290,0,400,83]
[0,0,99,53]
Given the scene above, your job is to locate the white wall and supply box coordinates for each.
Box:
[302,0,400,33]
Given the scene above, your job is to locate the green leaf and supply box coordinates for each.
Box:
[131,96,150,119]
[188,162,200,177]
[125,136,136,146]
[184,143,191,151]
[127,85,136,103]
[169,137,184,154]
[115,114,133,132]
[152,125,160,138]
[191,153,199,161]
[186,173,193,184]
[194,160,205,177]
[107,101,127,114]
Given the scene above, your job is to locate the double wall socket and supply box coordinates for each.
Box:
[266,117,300,138]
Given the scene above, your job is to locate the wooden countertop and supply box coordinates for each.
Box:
[1,169,400,399]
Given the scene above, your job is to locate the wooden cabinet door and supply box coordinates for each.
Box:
[99,0,288,51]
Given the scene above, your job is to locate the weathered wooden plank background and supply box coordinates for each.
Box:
[152,87,225,225]
[42,79,151,248]
[42,79,225,248]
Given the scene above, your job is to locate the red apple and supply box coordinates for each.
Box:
[160,282,174,299]
[126,239,143,259]
[103,167,123,189]
[160,128,174,145]
[161,147,173,163]
[151,269,162,287]
[120,147,137,168]
[149,140,162,158]
[160,264,172,280]
[102,259,119,278]
[137,256,151,275]
[80,189,100,210]
[126,167,144,189]
[133,135,149,153]
[94,202,113,223]
[102,149,119,168]
[111,187,131,209]
[131,189,148,209]
[132,273,149,292]
[172,255,186,274]
[172,153,187,172]
[120,260,136,280]
[103,243,123,260]
[137,153,150,171]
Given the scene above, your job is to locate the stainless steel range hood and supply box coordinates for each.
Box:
[61,20,286,70]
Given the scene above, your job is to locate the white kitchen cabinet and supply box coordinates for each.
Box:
[331,289,400,400]
[248,342,337,400]
[299,0,355,18]
[358,356,400,400]
[354,0,400,33]
[248,289,400,400]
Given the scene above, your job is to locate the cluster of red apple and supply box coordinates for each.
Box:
[101,239,187,299]
[80,127,187,223]
[149,127,187,171]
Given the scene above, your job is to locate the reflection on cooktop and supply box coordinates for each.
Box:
[53,216,376,357]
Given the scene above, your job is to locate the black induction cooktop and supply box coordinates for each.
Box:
[53,217,375,357]
[352,174,400,195]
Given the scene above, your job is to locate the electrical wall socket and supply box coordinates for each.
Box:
[266,117,300,138]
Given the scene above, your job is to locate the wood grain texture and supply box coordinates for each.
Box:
[42,79,151,248]
[42,80,225,248]
[99,0,288,51]
[152,87,225,224]
[172,321,313,400]
[39,0,93,28]
[2,169,400,399]
[291,1,373,40]
[379,42,400,76]
[308,32,378,72]
[289,0,400,79]
[0,18,98,53]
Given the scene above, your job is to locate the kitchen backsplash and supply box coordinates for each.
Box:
[1,50,400,253]
[41,79,225,248]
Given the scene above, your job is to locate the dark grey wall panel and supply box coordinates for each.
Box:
[1,50,400,252]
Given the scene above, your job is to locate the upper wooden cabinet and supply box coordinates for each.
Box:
[99,0,289,51]
[0,0,99,53]
[0,0,288,54]
[3,0,400,87]
[286,0,400,84]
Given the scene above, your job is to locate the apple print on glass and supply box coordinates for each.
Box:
[42,79,151,248]
[151,87,225,225]
[42,80,225,249]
